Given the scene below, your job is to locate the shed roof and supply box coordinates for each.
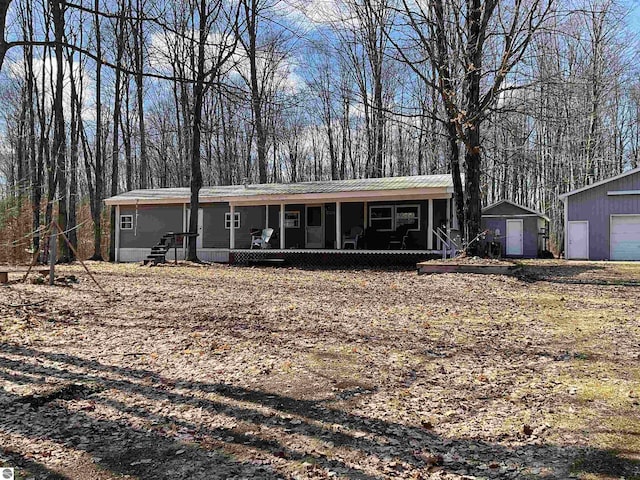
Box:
[482,199,550,221]
[105,174,456,205]
[559,167,640,199]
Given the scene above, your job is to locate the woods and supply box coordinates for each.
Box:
[0,0,638,261]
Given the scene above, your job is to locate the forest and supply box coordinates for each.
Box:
[0,0,638,262]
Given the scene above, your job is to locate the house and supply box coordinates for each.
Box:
[560,167,640,260]
[480,200,549,258]
[104,174,459,265]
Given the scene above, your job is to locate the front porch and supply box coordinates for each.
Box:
[227,197,457,252]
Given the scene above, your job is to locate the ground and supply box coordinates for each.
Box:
[0,260,639,480]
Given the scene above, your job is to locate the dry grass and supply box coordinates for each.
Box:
[0,260,639,479]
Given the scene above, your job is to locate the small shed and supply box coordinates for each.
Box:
[560,167,640,260]
[481,200,549,258]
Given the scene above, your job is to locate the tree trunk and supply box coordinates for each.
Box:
[52,0,69,262]
[244,0,268,183]
[186,0,208,262]
[0,0,11,72]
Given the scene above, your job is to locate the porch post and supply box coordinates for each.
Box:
[182,203,187,259]
[115,204,120,262]
[427,198,433,250]
[280,203,285,249]
[265,205,269,229]
[363,202,368,229]
[336,201,342,249]
[446,196,451,237]
[229,204,236,249]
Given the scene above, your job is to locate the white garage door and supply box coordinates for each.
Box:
[611,215,640,260]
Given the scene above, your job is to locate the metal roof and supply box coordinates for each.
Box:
[105,174,455,205]
[559,167,640,199]
[482,199,550,221]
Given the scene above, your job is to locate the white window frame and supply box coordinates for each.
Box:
[369,204,421,231]
[369,205,394,231]
[225,212,241,229]
[284,210,300,228]
[120,214,133,230]
[395,204,421,231]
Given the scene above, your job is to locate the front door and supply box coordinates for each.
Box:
[567,221,588,259]
[506,219,523,256]
[305,205,324,248]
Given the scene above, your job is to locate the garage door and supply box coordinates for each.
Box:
[611,215,640,260]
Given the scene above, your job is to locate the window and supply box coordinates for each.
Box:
[396,205,420,231]
[225,212,240,229]
[284,211,300,228]
[369,206,394,231]
[120,215,133,230]
[369,205,421,231]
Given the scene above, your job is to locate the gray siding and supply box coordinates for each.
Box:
[203,204,265,249]
[119,205,183,248]
[567,171,640,259]
[481,216,541,258]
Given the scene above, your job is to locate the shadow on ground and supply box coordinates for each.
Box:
[0,344,638,479]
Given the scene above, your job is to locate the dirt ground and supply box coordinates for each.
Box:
[0,260,639,480]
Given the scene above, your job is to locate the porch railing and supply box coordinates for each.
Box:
[433,227,459,259]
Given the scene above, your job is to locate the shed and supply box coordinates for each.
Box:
[480,200,549,258]
[559,167,640,260]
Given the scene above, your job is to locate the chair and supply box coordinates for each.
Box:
[388,224,410,250]
[342,226,363,249]
[251,228,274,249]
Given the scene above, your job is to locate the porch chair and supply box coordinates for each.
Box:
[388,224,410,250]
[342,226,363,249]
[250,228,274,249]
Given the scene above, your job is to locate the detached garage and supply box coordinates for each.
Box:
[560,167,640,260]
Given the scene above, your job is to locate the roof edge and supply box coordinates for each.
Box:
[559,167,640,199]
[482,199,549,221]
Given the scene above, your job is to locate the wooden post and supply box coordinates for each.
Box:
[336,201,342,249]
[115,205,120,263]
[427,198,434,250]
[49,223,56,286]
[0,271,7,284]
[280,203,285,249]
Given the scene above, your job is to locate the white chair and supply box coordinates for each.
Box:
[251,228,274,249]
[342,226,363,249]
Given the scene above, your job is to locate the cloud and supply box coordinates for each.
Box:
[4,55,95,122]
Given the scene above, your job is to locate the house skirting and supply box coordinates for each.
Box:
[117,248,230,263]
[230,249,442,267]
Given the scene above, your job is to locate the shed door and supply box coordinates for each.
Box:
[567,221,588,259]
[506,219,523,256]
[611,215,640,260]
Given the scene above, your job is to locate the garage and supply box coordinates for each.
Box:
[560,167,640,260]
[611,215,640,260]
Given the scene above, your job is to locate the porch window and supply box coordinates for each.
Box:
[120,215,133,230]
[369,206,394,231]
[225,212,240,229]
[396,205,420,231]
[284,211,300,228]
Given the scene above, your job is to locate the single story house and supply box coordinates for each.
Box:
[104,174,460,264]
[560,167,640,260]
[480,200,549,258]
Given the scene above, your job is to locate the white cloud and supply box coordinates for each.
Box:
[4,55,95,122]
